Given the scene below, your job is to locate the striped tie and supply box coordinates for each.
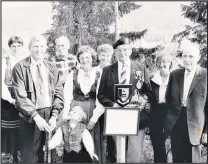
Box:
[120,64,127,84]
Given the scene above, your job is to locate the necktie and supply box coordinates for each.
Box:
[36,64,46,108]
[120,64,127,84]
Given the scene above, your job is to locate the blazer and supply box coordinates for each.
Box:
[97,61,152,129]
[164,67,207,145]
[12,56,64,123]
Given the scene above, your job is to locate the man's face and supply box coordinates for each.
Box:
[182,50,199,71]
[55,38,70,56]
[30,40,46,61]
[115,44,132,64]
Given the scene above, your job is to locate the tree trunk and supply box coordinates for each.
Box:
[114,1,120,41]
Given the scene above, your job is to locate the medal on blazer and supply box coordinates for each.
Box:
[133,70,144,89]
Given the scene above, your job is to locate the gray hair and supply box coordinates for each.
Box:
[28,35,47,49]
[97,44,114,56]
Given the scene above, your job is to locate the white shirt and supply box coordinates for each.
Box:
[118,60,131,84]
[151,71,170,103]
[30,56,51,108]
[64,68,105,123]
[182,68,197,106]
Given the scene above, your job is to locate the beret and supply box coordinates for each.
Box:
[113,38,130,49]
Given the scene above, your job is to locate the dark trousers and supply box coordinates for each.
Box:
[171,107,192,163]
[19,107,51,163]
[150,103,167,163]
[63,149,92,163]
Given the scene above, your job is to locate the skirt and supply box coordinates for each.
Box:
[1,99,20,154]
[70,100,102,162]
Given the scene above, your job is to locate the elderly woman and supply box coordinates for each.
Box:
[149,54,173,163]
[63,45,103,162]
[2,36,24,162]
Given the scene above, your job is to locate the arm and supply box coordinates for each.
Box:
[51,67,64,118]
[82,129,95,155]
[97,67,115,107]
[2,58,15,104]
[48,127,63,150]
[12,63,37,122]
[62,71,73,115]
[141,66,152,98]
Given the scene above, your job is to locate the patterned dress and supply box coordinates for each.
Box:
[1,55,21,156]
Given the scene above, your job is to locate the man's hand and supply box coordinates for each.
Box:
[33,114,52,133]
[87,121,95,130]
[49,116,57,131]
[201,133,207,146]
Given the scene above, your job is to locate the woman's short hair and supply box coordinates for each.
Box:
[76,45,97,66]
[8,36,23,47]
[97,44,114,56]
[156,54,173,69]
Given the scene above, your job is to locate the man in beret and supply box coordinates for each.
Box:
[97,38,152,162]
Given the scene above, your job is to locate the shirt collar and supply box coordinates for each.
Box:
[30,56,44,66]
[184,66,197,76]
[151,71,170,86]
[118,59,131,68]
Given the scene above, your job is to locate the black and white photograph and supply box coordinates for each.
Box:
[1,1,207,163]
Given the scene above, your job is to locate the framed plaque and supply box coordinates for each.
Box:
[104,107,140,136]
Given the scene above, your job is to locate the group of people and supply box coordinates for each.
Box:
[1,34,207,163]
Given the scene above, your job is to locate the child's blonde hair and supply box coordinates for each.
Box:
[71,106,87,123]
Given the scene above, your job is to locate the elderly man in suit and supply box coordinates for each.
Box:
[164,39,207,163]
[97,38,152,163]
[12,35,64,163]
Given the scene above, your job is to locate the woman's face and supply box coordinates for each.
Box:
[158,60,171,75]
[10,43,22,55]
[98,52,112,67]
[79,52,93,68]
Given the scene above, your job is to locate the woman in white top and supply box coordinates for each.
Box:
[2,36,24,162]
[96,44,114,162]
[62,45,105,162]
[149,54,172,163]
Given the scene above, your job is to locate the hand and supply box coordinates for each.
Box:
[201,133,207,146]
[87,121,95,130]
[33,114,52,133]
[144,102,151,113]
[113,103,120,108]
[89,152,99,161]
[49,116,57,131]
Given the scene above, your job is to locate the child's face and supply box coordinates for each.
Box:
[68,108,83,122]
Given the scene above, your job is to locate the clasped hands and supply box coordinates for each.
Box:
[33,114,57,133]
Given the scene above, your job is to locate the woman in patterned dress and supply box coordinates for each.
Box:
[1,36,24,162]
[62,45,103,162]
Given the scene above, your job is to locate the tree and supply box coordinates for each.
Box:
[172,1,207,68]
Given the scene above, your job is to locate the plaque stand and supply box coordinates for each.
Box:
[116,136,126,163]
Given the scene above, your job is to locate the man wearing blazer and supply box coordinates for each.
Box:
[164,39,207,163]
[97,38,152,163]
[12,35,64,163]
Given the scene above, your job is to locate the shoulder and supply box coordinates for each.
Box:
[13,57,29,71]
[131,60,146,70]
[200,67,207,75]
[103,62,117,72]
[170,68,184,77]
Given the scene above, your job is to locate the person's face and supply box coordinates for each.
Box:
[99,52,112,67]
[79,53,93,68]
[30,40,46,61]
[158,60,171,75]
[115,44,132,64]
[182,50,199,71]
[68,108,83,122]
[10,43,22,55]
[55,39,70,56]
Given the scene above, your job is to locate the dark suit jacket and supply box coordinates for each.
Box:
[97,61,152,129]
[12,56,64,123]
[164,67,207,145]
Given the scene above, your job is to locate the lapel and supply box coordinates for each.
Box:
[111,62,119,84]
[187,67,201,97]
[178,68,185,102]
[154,83,160,103]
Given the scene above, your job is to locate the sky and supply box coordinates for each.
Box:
[2,1,192,53]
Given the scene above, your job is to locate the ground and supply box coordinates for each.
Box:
[1,131,207,163]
